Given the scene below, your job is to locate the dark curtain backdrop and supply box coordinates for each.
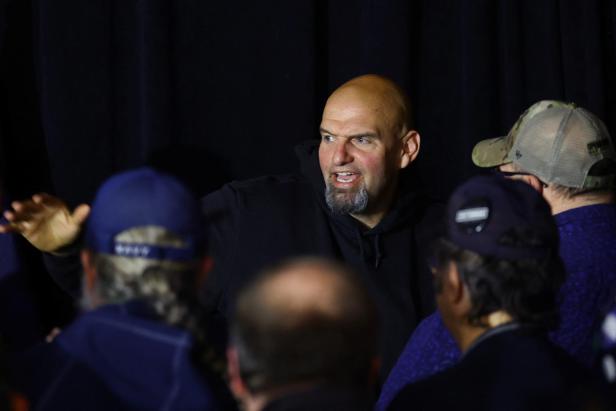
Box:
[0,0,615,329]
[2,0,616,204]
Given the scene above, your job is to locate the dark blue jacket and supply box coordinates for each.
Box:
[387,325,611,411]
[15,302,230,410]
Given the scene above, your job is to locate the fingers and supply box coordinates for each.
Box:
[4,201,46,227]
[0,213,27,234]
[71,204,91,225]
[0,223,18,234]
[0,194,87,237]
[2,210,35,233]
[4,193,67,220]
[32,193,65,208]
[0,193,65,236]
[11,200,46,216]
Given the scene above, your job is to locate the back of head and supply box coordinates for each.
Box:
[473,100,616,193]
[435,175,566,329]
[83,167,206,325]
[231,257,378,393]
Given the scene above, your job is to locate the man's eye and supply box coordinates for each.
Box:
[322,135,334,142]
[355,136,371,144]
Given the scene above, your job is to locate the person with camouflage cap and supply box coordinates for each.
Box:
[475,100,616,363]
[378,101,616,411]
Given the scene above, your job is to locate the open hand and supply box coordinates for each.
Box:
[0,193,90,252]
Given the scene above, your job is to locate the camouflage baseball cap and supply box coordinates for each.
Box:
[472,100,616,189]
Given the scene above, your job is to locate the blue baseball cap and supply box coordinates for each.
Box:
[84,167,206,261]
[446,175,558,260]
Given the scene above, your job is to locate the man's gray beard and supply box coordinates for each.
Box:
[325,184,369,215]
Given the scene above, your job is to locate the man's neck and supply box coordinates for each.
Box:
[454,311,514,353]
[546,190,614,215]
[350,210,387,229]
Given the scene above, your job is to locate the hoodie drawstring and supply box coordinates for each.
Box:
[356,230,383,269]
[356,230,366,263]
[374,234,382,269]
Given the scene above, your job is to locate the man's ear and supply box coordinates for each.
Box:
[399,130,421,169]
[445,263,463,302]
[227,347,248,400]
[443,262,470,315]
[80,249,97,291]
[521,174,545,195]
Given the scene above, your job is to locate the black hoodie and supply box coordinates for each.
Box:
[42,140,443,382]
[202,140,443,381]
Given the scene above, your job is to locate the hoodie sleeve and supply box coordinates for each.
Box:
[41,239,83,299]
[200,184,241,318]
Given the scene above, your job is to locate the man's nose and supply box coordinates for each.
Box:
[333,140,353,165]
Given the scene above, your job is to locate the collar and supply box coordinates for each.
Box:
[463,322,522,358]
[554,203,616,227]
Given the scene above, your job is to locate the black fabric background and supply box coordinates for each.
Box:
[0,0,615,328]
[3,0,616,203]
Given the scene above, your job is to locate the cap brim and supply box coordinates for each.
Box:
[472,136,511,168]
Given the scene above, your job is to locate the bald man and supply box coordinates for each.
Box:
[2,74,441,381]
[226,258,378,411]
[204,75,440,381]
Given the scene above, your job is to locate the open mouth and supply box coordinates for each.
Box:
[333,172,360,184]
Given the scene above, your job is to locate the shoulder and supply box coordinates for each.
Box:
[202,174,315,213]
[388,371,452,411]
[228,174,309,195]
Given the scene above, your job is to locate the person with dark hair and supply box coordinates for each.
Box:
[387,175,610,411]
[12,168,235,410]
[225,257,378,411]
[379,100,616,410]
[1,74,441,382]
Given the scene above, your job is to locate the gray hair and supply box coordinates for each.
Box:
[87,226,198,328]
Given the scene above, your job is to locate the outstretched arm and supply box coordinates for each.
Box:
[0,193,89,252]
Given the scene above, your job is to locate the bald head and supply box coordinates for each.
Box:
[231,257,377,393]
[251,258,367,322]
[326,74,413,135]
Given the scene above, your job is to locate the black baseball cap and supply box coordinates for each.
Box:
[446,175,558,260]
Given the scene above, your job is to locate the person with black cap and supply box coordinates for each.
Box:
[387,175,610,411]
[378,101,616,410]
[12,168,235,410]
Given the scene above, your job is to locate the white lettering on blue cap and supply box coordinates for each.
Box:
[455,207,489,223]
[114,243,152,258]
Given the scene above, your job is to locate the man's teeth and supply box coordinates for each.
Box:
[335,172,357,183]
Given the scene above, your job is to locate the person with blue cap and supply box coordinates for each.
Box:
[387,175,610,411]
[12,168,236,410]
